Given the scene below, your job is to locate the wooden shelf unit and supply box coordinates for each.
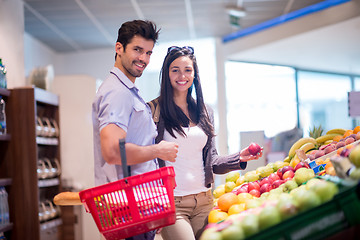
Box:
[2,87,62,240]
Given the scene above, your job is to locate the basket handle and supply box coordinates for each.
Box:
[119,138,130,178]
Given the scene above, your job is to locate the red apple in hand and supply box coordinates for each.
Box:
[248,142,262,155]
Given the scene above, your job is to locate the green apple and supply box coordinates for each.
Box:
[221,224,245,240]
[309,180,338,203]
[258,205,281,230]
[292,188,321,212]
[241,214,259,237]
[294,168,315,185]
[349,145,360,168]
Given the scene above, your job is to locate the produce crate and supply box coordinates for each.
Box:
[247,178,360,240]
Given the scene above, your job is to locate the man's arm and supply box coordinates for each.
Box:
[100,124,178,165]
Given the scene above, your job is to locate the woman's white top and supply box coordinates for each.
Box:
[163,125,208,196]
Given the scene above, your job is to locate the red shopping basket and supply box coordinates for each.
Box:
[79,139,176,239]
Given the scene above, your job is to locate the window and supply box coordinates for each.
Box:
[297,71,353,135]
[225,62,296,153]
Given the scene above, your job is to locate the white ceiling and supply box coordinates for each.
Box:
[23,0,324,52]
[23,0,360,76]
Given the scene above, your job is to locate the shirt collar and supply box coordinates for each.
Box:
[110,67,138,91]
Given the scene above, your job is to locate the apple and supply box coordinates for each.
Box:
[282,166,294,175]
[249,189,261,198]
[260,183,272,194]
[324,145,336,155]
[282,170,294,180]
[340,148,351,157]
[260,177,272,186]
[335,141,346,149]
[268,173,280,182]
[248,142,262,155]
[314,150,325,159]
[236,186,249,194]
[277,168,283,179]
[272,179,284,189]
[239,184,249,193]
[248,181,260,192]
[294,162,310,171]
[283,177,293,183]
[319,143,331,151]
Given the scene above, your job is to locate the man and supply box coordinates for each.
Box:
[92,20,178,240]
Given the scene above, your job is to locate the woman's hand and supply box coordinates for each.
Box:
[239,146,263,162]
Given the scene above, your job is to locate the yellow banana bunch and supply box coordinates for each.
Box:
[315,133,341,144]
[299,142,316,153]
[288,137,317,159]
[326,128,347,135]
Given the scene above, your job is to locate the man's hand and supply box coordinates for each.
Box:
[156,140,178,162]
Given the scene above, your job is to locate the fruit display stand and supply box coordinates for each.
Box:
[246,177,360,240]
[202,127,360,240]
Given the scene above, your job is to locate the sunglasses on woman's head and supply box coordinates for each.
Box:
[167,46,194,54]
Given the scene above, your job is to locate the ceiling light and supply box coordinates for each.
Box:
[226,7,247,18]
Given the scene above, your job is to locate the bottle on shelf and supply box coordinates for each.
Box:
[0,187,10,225]
[0,98,6,135]
[0,59,7,89]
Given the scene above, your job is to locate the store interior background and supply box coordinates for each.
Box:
[1,0,360,239]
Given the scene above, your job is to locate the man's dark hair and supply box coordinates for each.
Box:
[115,20,160,60]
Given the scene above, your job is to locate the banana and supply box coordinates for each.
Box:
[283,156,290,163]
[326,128,347,135]
[316,133,341,144]
[324,140,333,145]
[299,142,317,153]
[288,137,317,159]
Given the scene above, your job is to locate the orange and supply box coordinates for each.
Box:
[217,192,239,212]
[354,126,360,134]
[290,157,300,168]
[326,166,336,176]
[323,158,331,165]
[343,130,353,138]
[228,203,246,215]
[316,159,324,165]
[208,209,228,223]
[333,135,343,142]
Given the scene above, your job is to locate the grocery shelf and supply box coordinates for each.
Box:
[247,180,360,240]
[36,136,59,145]
[38,178,60,188]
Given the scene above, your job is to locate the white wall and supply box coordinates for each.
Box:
[0,0,25,87]
[52,75,99,240]
[24,32,57,81]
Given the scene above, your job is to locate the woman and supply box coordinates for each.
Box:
[148,46,262,240]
